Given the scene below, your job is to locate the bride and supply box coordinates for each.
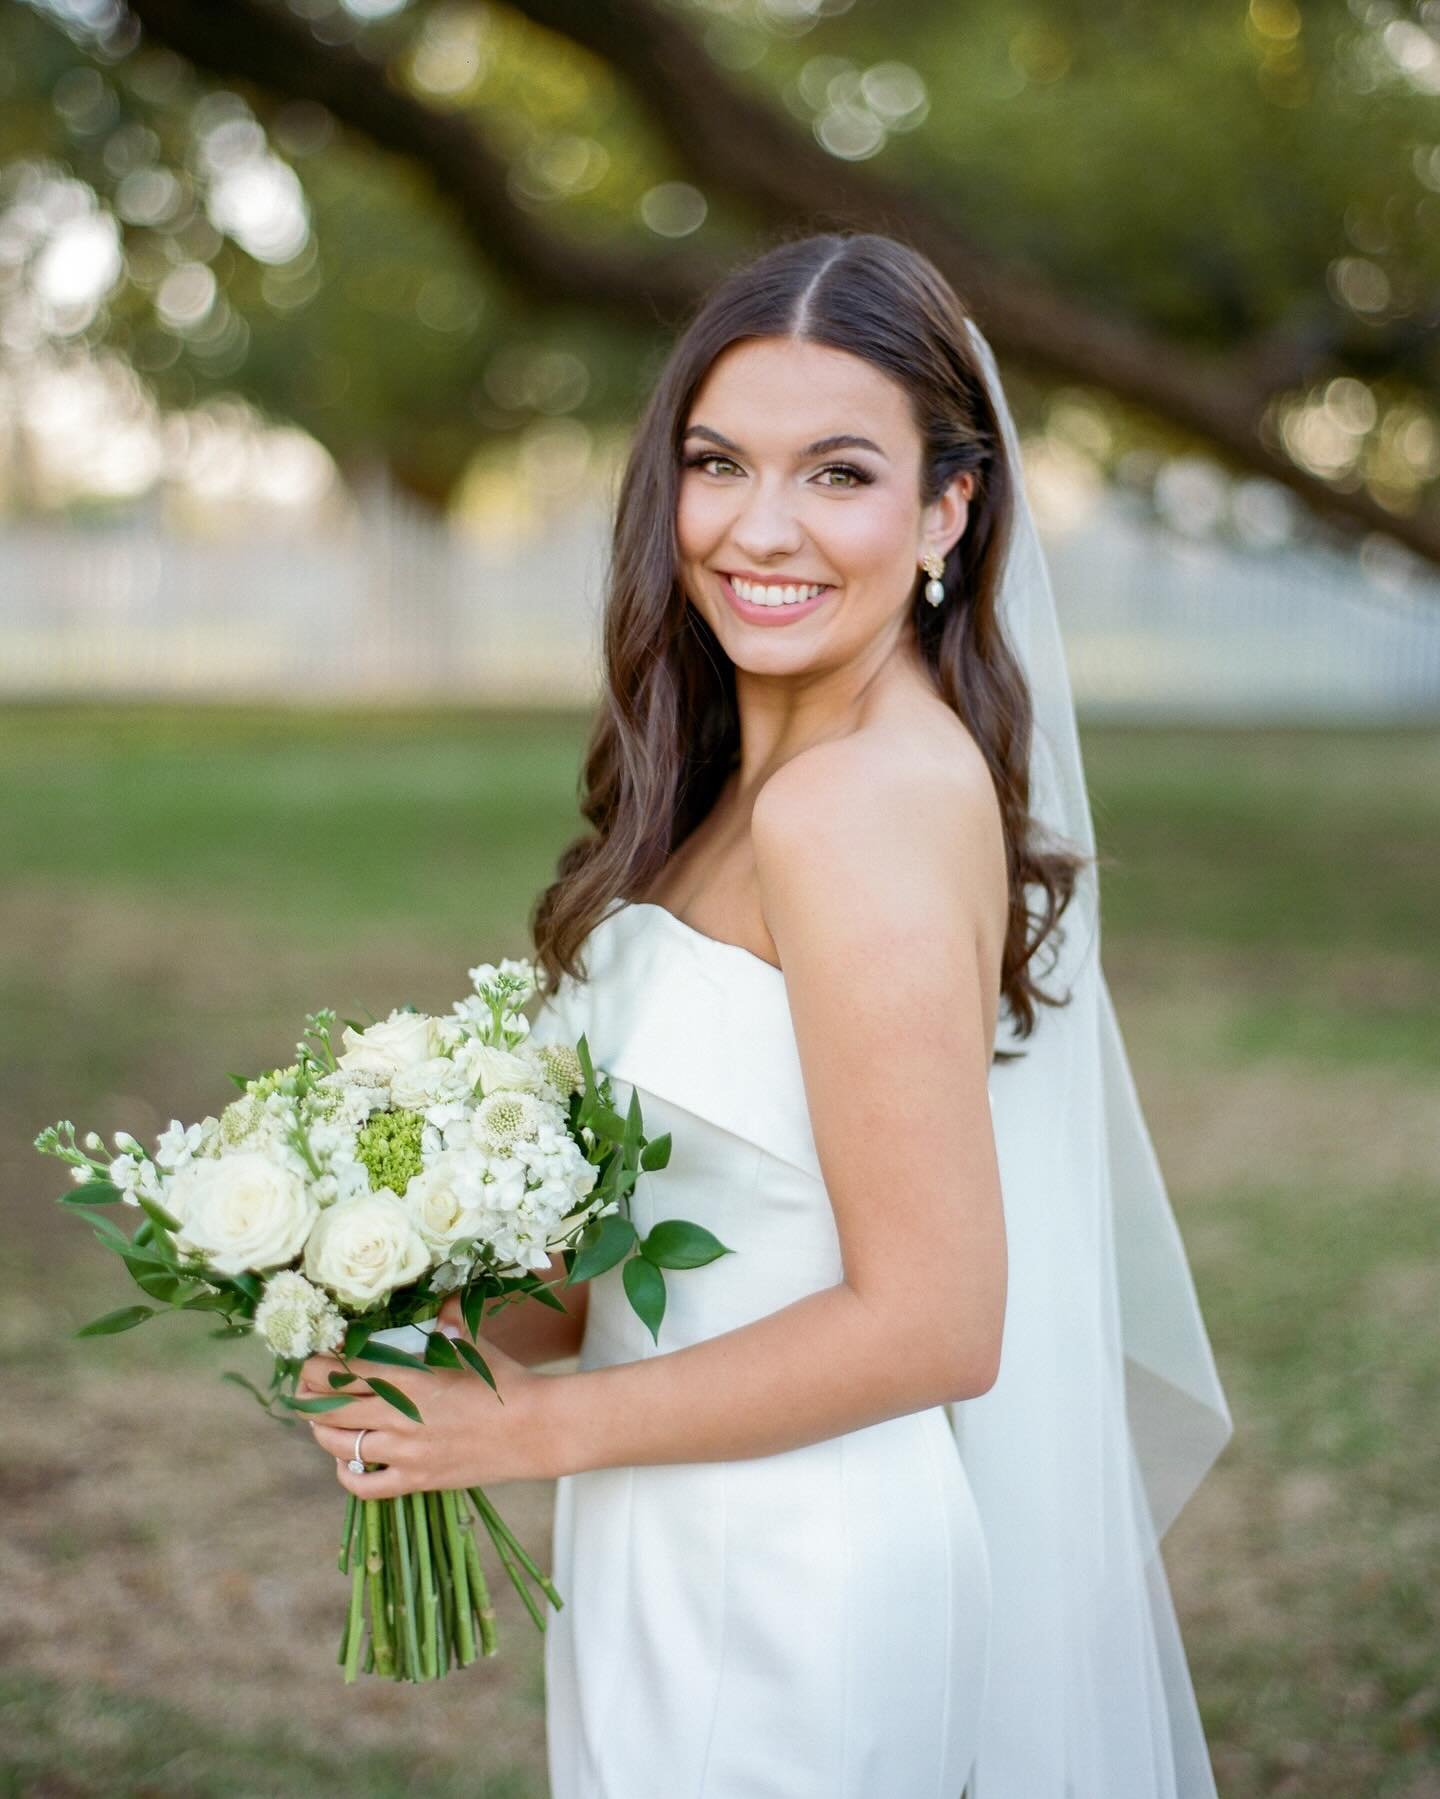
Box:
[302,231,1233,1797]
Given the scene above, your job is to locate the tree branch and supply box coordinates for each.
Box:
[515,0,1440,565]
[123,0,720,322]
[122,0,1440,564]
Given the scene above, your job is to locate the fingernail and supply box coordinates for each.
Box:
[439,1323,462,1340]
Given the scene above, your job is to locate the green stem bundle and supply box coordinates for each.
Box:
[338,1484,561,1683]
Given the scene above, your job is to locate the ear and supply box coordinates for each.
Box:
[921,471,977,564]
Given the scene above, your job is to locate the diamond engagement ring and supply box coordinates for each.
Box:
[347,1429,369,1474]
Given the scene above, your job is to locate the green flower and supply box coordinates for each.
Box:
[250,1063,298,1098]
[355,1108,426,1196]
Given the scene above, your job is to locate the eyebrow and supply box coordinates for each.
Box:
[682,424,889,461]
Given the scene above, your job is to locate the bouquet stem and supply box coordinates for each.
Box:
[338,1484,559,1683]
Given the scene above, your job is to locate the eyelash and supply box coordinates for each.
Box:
[681,452,874,489]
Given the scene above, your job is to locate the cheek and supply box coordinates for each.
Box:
[675,481,726,560]
[812,493,914,579]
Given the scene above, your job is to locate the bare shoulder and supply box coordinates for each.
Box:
[751,712,1004,934]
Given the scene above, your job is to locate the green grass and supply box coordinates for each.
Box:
[0,1671,545,1799]
[2,706,1437,1797]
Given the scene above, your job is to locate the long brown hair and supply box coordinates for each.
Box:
[532,229,1090,1053]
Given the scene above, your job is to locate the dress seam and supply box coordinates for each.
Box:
[841,1429,852,1796]
[694,1462,730,1795]
[590,1461,637,1794]
[922,1413,955,1799]
[694,1138,759,1798]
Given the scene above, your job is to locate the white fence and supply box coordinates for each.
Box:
[3,483,1439,720]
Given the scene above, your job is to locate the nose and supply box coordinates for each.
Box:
[726,472,806,563]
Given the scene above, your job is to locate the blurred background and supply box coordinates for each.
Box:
[2,0,1438,1794]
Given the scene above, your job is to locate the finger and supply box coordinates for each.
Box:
[310,1421,404,1466]
[337,1456,414,1501]
[299,1353,367,1397]
[306,1396,412,1437]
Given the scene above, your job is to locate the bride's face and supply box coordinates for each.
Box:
[675,336,973,670]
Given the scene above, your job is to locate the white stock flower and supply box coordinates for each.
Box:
[336,1010,440,1079]
[303,1188,431,1309]
[253,1269,345,1359]
[169,1151,318,1276]
[155,1116,220,1172]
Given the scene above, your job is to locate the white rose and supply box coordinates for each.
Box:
[336,1011,440,1079]
[461,1043,544,1097]
[303,1188,431,1309]
[389,1055,470,1111]
[170,1151,318,1276]
[404,1149,491,1255]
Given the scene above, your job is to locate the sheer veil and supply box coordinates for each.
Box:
[948,318,1234,1796]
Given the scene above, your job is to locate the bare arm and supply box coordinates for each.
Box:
[538,741,1009,1479]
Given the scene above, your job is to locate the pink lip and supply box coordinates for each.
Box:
[718,572,834,627]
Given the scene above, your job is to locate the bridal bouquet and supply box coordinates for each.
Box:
[35,955,730,1683]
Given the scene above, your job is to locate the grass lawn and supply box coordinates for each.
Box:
[2,704,1436,1797]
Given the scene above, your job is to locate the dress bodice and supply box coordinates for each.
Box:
[533,901,841,1366]
[531,900,991,1370]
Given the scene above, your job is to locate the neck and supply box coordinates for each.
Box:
[730,624,932,791]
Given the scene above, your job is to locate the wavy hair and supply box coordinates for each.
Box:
[531,230,1090,1053]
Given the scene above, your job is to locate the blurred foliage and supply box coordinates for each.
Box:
[1,0,1438,507]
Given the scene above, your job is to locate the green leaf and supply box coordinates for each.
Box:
[328,1370,359,1388]
[136,1193,183,1234]
[575,1032,598,1099]
[461,1284,486,1343]
[524,1281,569,1314]
[351,1340,428,1372]
[622,1255,666,1345]
[368,1377,422,1424]
[209,1323,252,1339]
[423,1330,462,1369]
[75,1304,155,1337]
[85,1212,144,1256]
[282,1392,357,1415]
[453,1337,500,1396]
[568,1211,636,1284]
[226,1072,252,1089]
[221,1370,275,1409]
[131,1269,185,1303]
[641,1219,734,1270]
[57,1180,122,1207]
[622,1086,643,1167]
[639,1132,672,1171]
[342,1321,376,1359]
[589,1104,629,1141]
[180,1289,233,1313]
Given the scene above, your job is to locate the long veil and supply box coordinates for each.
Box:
[948,319,1234,1796]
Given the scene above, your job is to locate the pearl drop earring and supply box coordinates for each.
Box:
[920,551,946,607]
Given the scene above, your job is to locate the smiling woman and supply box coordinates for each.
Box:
[676,338,975,641]
[358,230,1231,1799]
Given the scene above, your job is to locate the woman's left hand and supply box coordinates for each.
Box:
[298,1327,554,1498]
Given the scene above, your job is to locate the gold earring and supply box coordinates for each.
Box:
[920,551,946,607]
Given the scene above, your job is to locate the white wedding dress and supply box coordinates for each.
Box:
[535,898,994,1799]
